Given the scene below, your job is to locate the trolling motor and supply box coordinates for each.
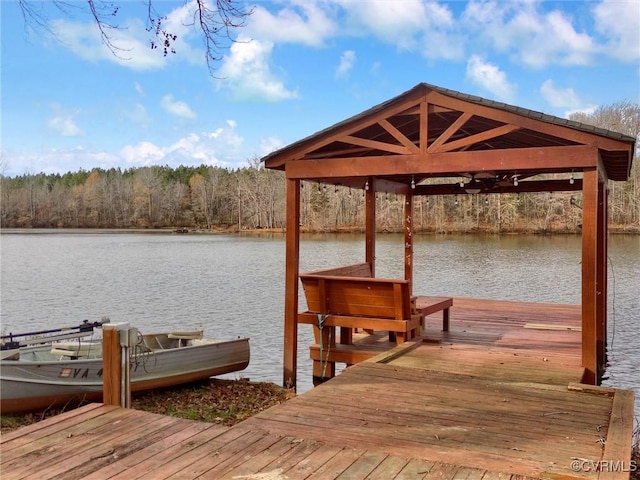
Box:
[0,318,110,351]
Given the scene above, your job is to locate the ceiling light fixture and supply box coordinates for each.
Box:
[463,177,482,194]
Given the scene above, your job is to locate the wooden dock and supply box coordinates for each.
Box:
[1,298,635,479]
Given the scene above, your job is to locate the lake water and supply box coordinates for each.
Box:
[1,230,638,414]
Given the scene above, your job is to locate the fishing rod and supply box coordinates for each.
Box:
[1,318,109,350]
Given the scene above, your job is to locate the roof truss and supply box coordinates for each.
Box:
[264,84,635,192]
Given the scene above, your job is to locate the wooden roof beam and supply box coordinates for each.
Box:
[425,90,632,152]
[268,91,428,165]
[378,118,420,154]
[342,135,414,155]
[428,112,472,152]
[429,124,521,154]
[285,145,598,179]
[419,101,428,154]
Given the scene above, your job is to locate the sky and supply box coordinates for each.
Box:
[1,0,639,178]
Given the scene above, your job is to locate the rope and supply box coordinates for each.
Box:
[317,313,331,379]
[322,330,332,379]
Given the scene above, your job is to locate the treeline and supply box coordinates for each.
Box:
[1,161,638,233]
[2,102,638,233]
[0,161,284,231]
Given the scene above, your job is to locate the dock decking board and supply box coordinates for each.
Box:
[1,298,634,480]
[388,344,584,386]
[241,362,613,475]
[80,418,216,480]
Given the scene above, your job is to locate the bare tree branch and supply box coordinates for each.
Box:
[18,0,253,74]
[193,0,253,74]
[85,0,130,57]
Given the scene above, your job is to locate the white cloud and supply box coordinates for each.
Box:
[120,141,165,165]
[539,80,581,109]
[215,2,338,102]
[334,0,462,60]
[217,36,299,101]
[336,50,356,79]
[420,2,464,60]
[565,105,598,118]
[43,0,640,81]
[259,136,285,157]
[255,0,465,64]
[48,1,203,71]
[524,10,594,68]
[118,123,246,170]
[593,0,640,62]
[50,19,167,70]
[462,1,594,68]
[205,128,224,140]
[223,121,244,148]
[3,121,249,176]
[250,2,336,46]
[466,55,516,103]
[339,0,428,49]
[161,94,197,118]
[47,114,83,137]
[540,80,597,117]
[5,147,119,176]
[202,123,243,148]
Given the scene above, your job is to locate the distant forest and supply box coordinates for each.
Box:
[1,159,638,234]
[1,102,638,234]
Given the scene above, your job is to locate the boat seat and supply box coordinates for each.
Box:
[167,330,203,340]
[51,342,101,358]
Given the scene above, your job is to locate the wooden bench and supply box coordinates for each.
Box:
[299,264,422,383]
[414,296,454,332]
[299,273,421,343]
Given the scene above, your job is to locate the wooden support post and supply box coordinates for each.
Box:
[404,185,414,294]
[102,323,132,408]
[102,326,121,406]
[443,308,450,332]
[365,177,376,277]
[581,168,598,385]
[283,178,300,390]
[419,100,428,154]
[339,327,353,345]
[596,179,608,383]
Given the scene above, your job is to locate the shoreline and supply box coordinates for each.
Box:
[1,226,638,235]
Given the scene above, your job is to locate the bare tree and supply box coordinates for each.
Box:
[17,0,252,74]
[569,101,640,228]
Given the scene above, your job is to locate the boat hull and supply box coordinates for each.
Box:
[0,337,250,414]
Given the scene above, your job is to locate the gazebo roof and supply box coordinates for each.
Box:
[263,83,635,187]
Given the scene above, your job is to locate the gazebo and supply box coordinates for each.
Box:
[262,82,635,389]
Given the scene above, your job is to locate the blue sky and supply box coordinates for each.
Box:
[1,0,639,178]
